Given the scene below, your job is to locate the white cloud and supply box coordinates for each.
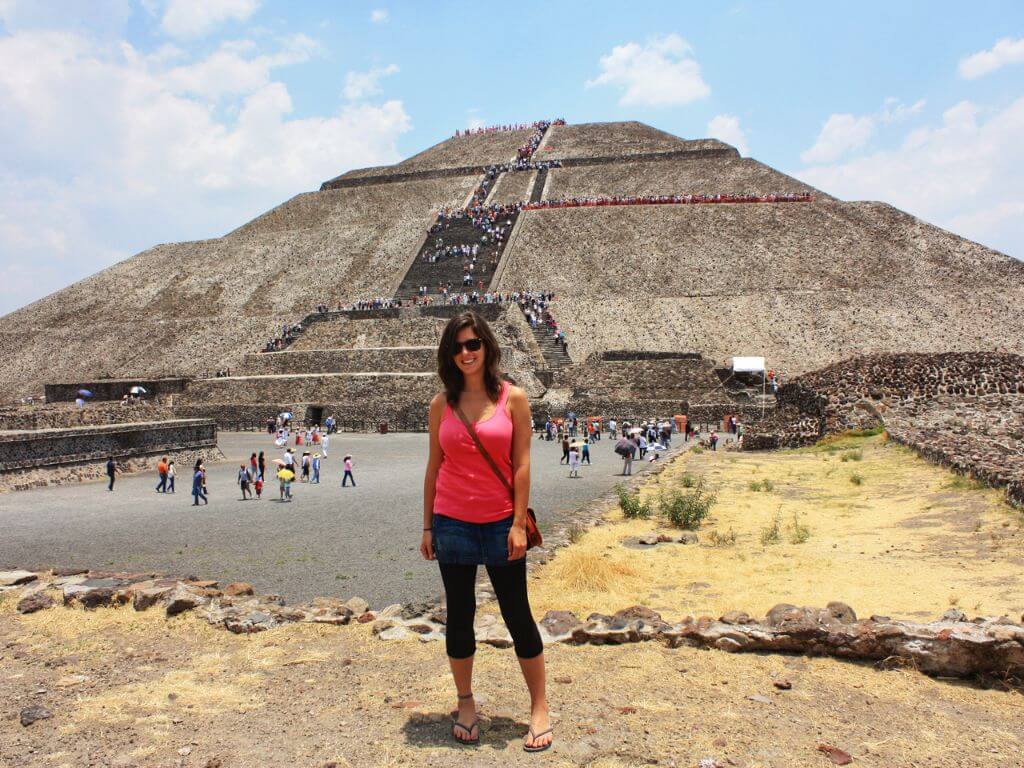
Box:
[706,114,748,155]
[161,0,259,39]
[800,113,875,164]
[797,97,1024,260]
[880,97,925,123]
[342,63,398,100]
[0,27,411,315]
[959,36,1024,79]
[467,116,485,130]
[586,33,710,107]
[165,34,317,99]
[370,8,388,23]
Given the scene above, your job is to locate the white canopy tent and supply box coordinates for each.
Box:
[730,356,768,417]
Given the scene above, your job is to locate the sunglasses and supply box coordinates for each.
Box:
[451,337,483,355]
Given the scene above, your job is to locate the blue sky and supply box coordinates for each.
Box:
[1,0,1022,314]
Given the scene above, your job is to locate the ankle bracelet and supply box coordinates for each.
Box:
[457,692,474,700]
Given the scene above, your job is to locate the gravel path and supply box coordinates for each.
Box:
[0,431,682,607]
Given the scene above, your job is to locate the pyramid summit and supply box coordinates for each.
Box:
[0,119,1022,409]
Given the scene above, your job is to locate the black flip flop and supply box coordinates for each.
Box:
[451,719,479,746]
[523,727,554,753]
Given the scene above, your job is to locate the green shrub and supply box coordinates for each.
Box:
[840,449,863,462]
[748,478,775,492]
[849,472,864,486]
[760,511,782,546]
[658,480,716,530]
[568,522,585,543]
[943,475,987,491]
[691,445,704,454]
[708,528,737,547]
[789,512,811,544]
[616,484,652,519]
[679,473,697,488]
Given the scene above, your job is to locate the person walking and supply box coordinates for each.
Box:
[710,430,719,451]
[609,418,617,439]
[106,457,117,491]
[312,453,321,484]
[342,455,355,487]
[568,445,580,478]
[560,435,570,464]
[155,456,169,493]
[258,451,266,486]
[321,433,329,458]
[300,452,311,482]
[421,311,552,752]
[192,463,208,506]
[238,464,252,500]
[581,439,591,465]
[167,460,176,493]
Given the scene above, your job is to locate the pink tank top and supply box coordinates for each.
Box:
[434,382,514,523]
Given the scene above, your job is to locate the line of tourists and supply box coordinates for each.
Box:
[522,192,813,211]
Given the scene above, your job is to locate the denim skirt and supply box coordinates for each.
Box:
[432,514,520,566]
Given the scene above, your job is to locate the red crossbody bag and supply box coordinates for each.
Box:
[453,405,542,550]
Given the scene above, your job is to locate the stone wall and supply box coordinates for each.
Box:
[0,402,177,431]
[0,419,220,492]
[240,348,437,375]
[541,122,729,160]
[45,378,189,403]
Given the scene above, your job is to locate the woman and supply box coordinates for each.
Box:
[420,311,553,752]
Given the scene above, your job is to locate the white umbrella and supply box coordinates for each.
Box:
[628,427,642,435]
[129,386,147,395]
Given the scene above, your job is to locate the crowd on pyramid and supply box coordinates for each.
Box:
[522,192,813,211]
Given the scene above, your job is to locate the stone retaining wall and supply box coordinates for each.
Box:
[44,378,189,403]
[0,402,177,431]
[0,419,220,492]
[240,348,437,375]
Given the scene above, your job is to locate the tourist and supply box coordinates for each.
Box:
[249,453,258,483]
[620,439,634,476]
[258,451,266,485]
[581,439,591,465]
[282,448,296,474]
[609,418,617,439]
[192,463,208,506]
[167,461,176,493]
[300,452,311,482]
[710,430,719,451]
[638,434,648,460]
[560,435,570,464]
[321,433,329,457]
[420,310,551,752]
[342,455,355,487]
[106,456,117,491]
[568,444,580,478]
[254,474,263,500]
[155,456,169,493]
[312,453,321,484]
[238,464,252,500]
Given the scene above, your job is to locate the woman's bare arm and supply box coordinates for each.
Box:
[508,385,532,528]
[421,393,446,559]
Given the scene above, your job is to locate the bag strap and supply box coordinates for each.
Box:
[453,403,514,498]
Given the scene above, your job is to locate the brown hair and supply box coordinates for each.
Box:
[437,311,502,405]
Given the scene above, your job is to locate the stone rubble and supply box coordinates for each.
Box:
[4,568,1023,682]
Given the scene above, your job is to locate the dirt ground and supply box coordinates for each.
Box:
[3,435,1024,767]
[528,435,1024,623]
[2,593,1023,768]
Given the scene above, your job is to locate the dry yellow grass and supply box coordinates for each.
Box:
[530,435,1024,622]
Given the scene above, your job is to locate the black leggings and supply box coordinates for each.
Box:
[439,559,543,660]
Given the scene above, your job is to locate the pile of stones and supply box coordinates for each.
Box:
[5,568,1022,682]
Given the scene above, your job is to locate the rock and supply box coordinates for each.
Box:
[378,626,411,641]
[473,613,498,631]
[826,601,857,623]
[17,591,54,614]
[20,705,52,726]
[63,583,116,609]
[430,607,448,625]
[356,612,376,624]
[637,533,659,546]
[51,567,88,577]
[371,619,397,635]
[678,532,699,544]
[225,611,275,634]
[656,533,674,543]
[310,610,351,626]
[406,623,434,635]
[554,675,573,684]
[344,597,370,615]
[378,604,403,619]
[765,603,801,626]
[941,608,968,622]
[613,605,663,623]
[0,570,37,587]
[482,625,513,649]
[773,679,792,690]
[165,587,203,617]
[719,610,750,625]
[178,746,193,756]
[401,601,434,620]
[132,586,173,612]
[224,582,254,597]
[817,744,853,765]
[539,610,583,638]
[745,694,772,705]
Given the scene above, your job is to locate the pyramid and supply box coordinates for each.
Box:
[1,119,1022,412]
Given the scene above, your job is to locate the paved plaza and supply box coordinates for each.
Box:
[0,431,687,606]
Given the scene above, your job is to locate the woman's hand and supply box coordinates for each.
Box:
[420,530,434,561]
[508,524,527,561]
